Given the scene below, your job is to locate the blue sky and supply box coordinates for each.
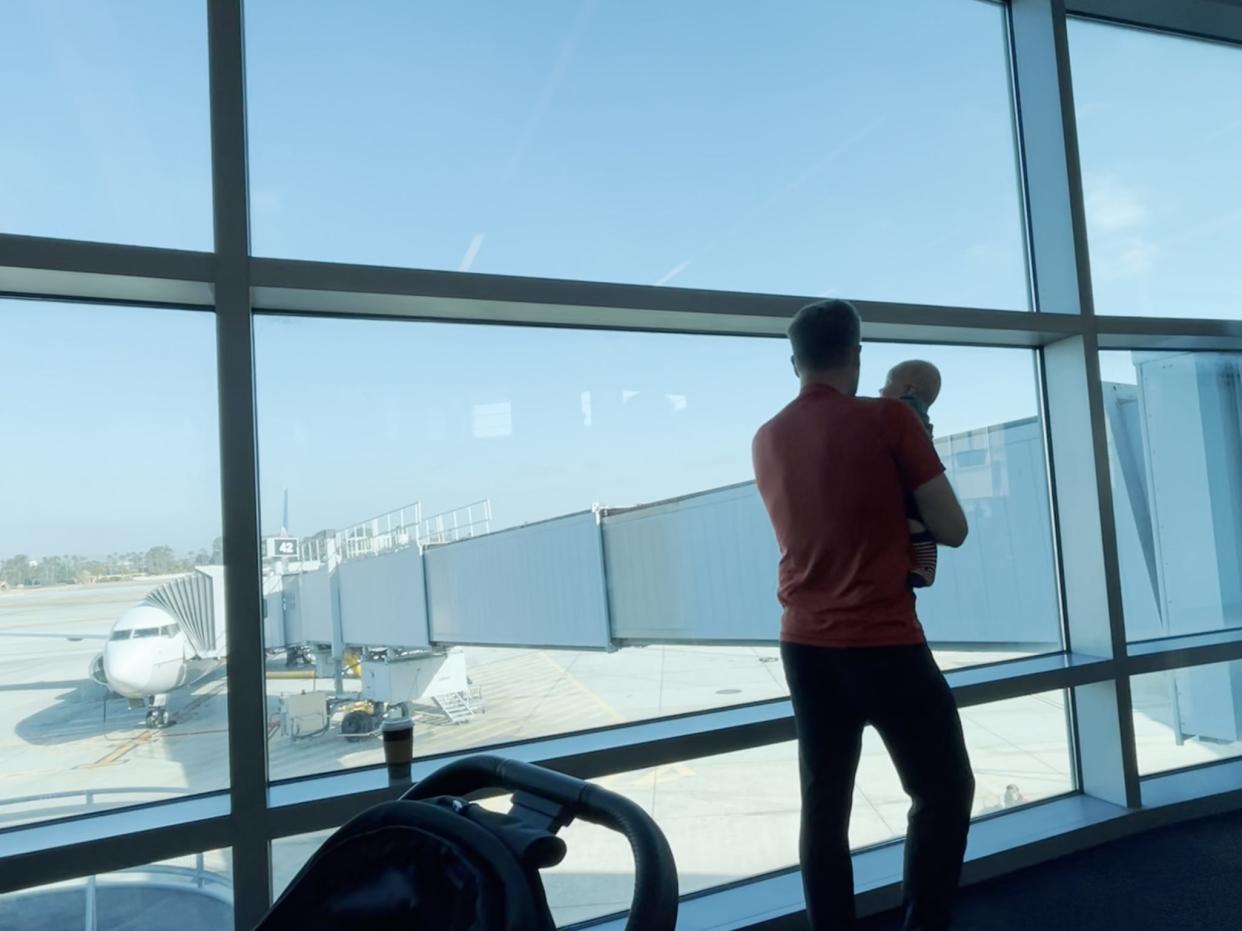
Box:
[0,2,1236,556]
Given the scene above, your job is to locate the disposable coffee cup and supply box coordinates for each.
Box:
[381,716,413,785]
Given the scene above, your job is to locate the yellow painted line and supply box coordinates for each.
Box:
[535,651,626,725]
[89,730,156,768]
[86,680,225,768]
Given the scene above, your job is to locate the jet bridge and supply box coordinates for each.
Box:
[266,420,1062,653]
[266,356,1242,744]
[1103,352,1242,744]
[144,566,226,658]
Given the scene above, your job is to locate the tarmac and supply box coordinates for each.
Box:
[0,579,1228,925]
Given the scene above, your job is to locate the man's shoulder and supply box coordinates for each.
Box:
[757,394,894,431]
[753,396,802,439]
[828,394,899,426]
[854,396,897,414]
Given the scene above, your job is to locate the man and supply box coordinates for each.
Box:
[751,299,974,930]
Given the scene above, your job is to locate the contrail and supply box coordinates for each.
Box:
[503,0,599,183]
[459,233,486,272]
[658,117,886,278]
[654,260,692,287]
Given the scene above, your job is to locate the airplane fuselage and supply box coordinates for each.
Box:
[99,604,219,703]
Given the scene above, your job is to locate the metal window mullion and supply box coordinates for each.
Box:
[0,815,234,896]
[1096,315,1242,350]
[1010,0,1139,807]
[0,233,215,307]
[248,255,1081,346]
[206,0,270,926]
[1066,0,1242,46]
[1126,630,1242,676]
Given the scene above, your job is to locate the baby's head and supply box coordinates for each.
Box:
[879,360,942,407]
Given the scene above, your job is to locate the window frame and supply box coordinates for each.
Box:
[4,1,1242,928]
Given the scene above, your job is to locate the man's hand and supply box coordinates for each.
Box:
[912,474,969,548]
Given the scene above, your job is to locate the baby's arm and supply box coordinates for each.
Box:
[908,517,938,589]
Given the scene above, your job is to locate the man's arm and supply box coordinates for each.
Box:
[912,474,968,548]
[880,399,969,547]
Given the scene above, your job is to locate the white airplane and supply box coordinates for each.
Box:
[5,568,226,727]
[88,601,223,726]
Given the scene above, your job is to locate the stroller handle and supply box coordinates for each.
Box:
[406,755,678,931]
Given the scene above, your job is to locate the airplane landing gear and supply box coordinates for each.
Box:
[145,696,171,728]
[145,708,170,728]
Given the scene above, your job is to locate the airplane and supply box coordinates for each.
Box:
[89,600,223,727]
[3,567,226,728]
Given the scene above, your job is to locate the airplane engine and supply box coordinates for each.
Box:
[89,653,108,687]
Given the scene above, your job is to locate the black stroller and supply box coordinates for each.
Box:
[257,755,679,930]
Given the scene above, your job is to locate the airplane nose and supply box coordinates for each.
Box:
[102,643,153,698]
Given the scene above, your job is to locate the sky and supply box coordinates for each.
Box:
[0,1,1238,557]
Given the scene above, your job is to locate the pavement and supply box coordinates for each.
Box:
[0,580,1230,926]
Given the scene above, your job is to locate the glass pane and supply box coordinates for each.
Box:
[0,300,226,828]
[1070,20,1242,319]
[1101,351,1242,641]
[0,848,232,929]
[551,694,1070,923]
[256,315,1058,782]
[1133,662,1242,776]
[245,0,1027,309]
[271,830,332,901]
[0,2,212,249]
[276,692,1070,926]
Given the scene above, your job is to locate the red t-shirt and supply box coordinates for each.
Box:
[752,383,945,647]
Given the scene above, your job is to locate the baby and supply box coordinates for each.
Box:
[880,360,942,588]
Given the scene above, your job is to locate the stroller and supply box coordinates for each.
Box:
[257,755,678,930]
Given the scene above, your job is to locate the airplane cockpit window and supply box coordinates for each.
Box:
[131,627,161,639]
[161,625,179,637]
[109,629,132,641]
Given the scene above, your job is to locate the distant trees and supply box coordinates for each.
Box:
[0,538,223,587]
[145,545,176,575]
[2,555,32,586]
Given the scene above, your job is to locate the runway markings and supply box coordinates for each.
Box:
[87,730,157,768]
[83,680,224,768]
[535,652,626,725]
[600,761,697,791]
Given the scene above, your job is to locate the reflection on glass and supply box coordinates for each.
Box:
[255,315,1059,782]
[0,849,232,928]
[1070,20,1242,319]
[271,831,332,901]
[0,300,226,828]
[0,2,211,248]
[1102,351,1242,641]
[1133,663,1242,776]
[245,0,1026,308]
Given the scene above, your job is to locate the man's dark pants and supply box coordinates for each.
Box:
[781,641,975,931]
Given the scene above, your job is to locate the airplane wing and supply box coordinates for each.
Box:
[0,629,109,642]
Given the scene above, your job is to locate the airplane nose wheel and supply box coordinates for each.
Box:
[145,707,171,728]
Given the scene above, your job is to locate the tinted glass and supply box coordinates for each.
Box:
[0,2,211,249]
[1071,20,1242,319]
[245,0,1027,308]
[255,315,1057,782]
[0,300,226,828]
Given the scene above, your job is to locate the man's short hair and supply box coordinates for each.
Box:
[788,299,861,373]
